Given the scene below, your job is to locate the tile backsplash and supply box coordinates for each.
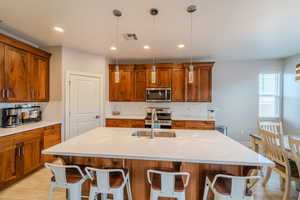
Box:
[105,102,209,117]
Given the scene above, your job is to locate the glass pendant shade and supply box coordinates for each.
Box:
[114,65,120,83]
[188,64,194,84]
[297,64,300,82]
[151,65,156,84]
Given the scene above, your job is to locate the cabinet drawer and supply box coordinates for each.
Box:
[172,121,186,129]
[106,119,131,128]
[185,121,215,130]
[131,120,145,128]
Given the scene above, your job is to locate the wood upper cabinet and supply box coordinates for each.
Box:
[109,64,135,101]
[28,55,49,101]
[172,65,186,102]
[184,62,214,102]
[0,43,4,102]
[4,45,29,102]
[0,34,51,102]
[133,65,146,101]
[146,64,172,88]
[0,136,17,185]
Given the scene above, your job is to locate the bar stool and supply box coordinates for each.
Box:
[203,173,261,200]
[45,163,89,200]
[85,167,132,200]
[147,169,190,200]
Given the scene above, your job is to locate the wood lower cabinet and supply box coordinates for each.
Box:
[106,119,145,128]
[0,136,17,186]
[0,123,61,189]
[0,33,51,103]
[43,124,61,162]
[172,120,215,130]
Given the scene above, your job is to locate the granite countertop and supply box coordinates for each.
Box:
[0,121,61,137]
[43,127,272,167]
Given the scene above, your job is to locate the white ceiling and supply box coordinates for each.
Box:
[0,0,300,61]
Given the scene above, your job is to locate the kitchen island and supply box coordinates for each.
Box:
[43,127,273,199]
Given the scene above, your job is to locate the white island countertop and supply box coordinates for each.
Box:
[43,127,273,167]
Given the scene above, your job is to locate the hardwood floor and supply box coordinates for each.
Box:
[0,165,298,199]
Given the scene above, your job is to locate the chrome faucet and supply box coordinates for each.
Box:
[151,108,158,138]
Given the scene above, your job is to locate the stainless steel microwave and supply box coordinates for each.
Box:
[146,88,171,102]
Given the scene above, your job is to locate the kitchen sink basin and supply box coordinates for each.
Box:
[131,130,176,138]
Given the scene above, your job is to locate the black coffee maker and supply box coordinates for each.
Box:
[1,107,22,128]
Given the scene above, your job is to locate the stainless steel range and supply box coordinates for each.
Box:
[144,107,172,129]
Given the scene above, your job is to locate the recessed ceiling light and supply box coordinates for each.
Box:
[53,26,64,33]
[144,45,150,50]
[110,46,117,51]
[178,44,185,48]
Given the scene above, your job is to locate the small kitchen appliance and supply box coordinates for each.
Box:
[1,105,42,128]
[146,88,171,102]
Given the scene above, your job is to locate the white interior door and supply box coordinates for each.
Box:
[68,73,101,139]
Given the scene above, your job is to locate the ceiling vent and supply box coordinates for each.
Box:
[122,33,138,40]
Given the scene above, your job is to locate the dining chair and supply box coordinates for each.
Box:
[85,167,132,200]
[288,136,300,200]
[202,172,261,200]
[45,163,89,200]
[257,120,284,148]
[147,169,190,200]
[260,129,299,200]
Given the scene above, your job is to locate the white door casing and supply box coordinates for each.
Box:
[66,72,102,140]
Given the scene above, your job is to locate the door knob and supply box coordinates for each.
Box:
[95,115,100,119]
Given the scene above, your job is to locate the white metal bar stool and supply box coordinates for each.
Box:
[45,163,89,200]
[147,169,190,200]
[85,167,132,200]
[203,173,261,200]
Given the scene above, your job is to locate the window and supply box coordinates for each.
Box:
[259,73,281,118]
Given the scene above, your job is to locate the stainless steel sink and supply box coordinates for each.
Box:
[131,130,176,138]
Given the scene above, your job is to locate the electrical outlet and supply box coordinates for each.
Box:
[241,129,245,135]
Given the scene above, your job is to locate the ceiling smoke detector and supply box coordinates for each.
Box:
[122,33,138,40]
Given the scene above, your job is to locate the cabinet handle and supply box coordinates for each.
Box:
[6,89,10,98]
[18,146,21,157]
[21,145,24,156]
[1,89,5,99]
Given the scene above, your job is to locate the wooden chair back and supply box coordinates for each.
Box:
[260,129,288,167]
[257,120,283,135]
[288,137,300,175]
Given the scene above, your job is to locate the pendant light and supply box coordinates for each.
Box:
[150,8,158,84]
[113,9,122,83]
[187,5,197,84]
[297,64,300,82]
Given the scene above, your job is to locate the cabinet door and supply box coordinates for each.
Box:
[186,65,212,102]
[0,136,17,185]
[131,119,145,128]
[106,119,131,127]
[109,65,134,101]
[0,43,5,102]
[146,67,172,88]
[157,68,171,88]
[172,120,186,129]
[134,66,146,101]
[43,124,61,162]
[172,67,186,102]
[4,45,29,102]
[18,129,42,175]
[28,55,49,101]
